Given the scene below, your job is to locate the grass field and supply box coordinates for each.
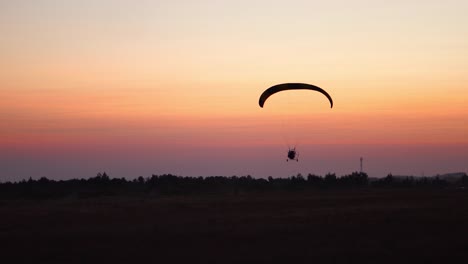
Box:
[1,189,467,263]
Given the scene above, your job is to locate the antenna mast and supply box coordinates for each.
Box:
[360,157,363,173]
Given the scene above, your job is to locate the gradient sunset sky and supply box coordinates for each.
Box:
[1,0,467,180]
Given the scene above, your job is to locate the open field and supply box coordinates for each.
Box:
[1,189,467,263]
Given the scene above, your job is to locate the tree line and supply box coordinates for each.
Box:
[0,172,466,199]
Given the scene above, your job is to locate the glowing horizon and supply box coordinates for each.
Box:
[1,1,468,180]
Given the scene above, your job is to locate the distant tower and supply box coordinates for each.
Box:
[360,157,363,173]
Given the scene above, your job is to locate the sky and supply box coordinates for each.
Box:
[1,0,468,181]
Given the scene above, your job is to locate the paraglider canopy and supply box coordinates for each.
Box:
[259,83,333,108]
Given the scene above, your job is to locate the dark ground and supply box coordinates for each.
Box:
[1,189,467,263]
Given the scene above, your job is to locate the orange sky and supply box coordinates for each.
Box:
[1,1,467,180]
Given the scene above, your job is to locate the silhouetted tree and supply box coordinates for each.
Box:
[324,173,337,186]
[1,170,465,199]
[460,174,468,186]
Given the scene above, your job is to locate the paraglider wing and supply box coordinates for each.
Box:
[258,83,333,108]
